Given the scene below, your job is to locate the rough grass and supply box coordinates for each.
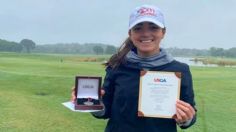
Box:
[0,52,236,132]
[192,57,236,66]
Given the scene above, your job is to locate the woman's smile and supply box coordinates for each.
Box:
[139,39,153,43]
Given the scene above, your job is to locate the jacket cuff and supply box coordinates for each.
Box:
[178,114,197,129]
[177,118,192,127]
[91,108,105,117]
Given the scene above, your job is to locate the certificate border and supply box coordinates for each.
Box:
[138,71,181,118]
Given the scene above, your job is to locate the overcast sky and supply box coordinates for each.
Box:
[1,0,236,49]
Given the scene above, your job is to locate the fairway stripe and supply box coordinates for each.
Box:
[0,69,72,78]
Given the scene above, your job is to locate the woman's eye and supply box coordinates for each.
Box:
[150,26,161,30]
[133,26,141,31]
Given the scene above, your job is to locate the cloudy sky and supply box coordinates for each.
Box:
[0,0,236,49]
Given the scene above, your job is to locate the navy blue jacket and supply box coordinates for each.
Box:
[94,60,196,132]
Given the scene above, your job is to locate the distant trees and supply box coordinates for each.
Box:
[167,47,236,58]
[32,43,117,54]
[209,47,224,57]
[93,45,104,55]
[209,47,236,58]
[0,39,23,52]
[92,45,117,55]
[1,38,236,58]
[225,48,236,58]
[105,45,117,54]
[0,38,36,53]
[13,43,23,52]
[166,47,209,57]
[20,39,36,53]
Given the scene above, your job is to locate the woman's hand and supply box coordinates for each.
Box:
[174,100,195,124]
[70,87,105,103]
[70,87,76,103]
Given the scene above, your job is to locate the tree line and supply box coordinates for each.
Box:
[0,39,35,53]
[1,38,236,57]
[0,39,117,54]
[33,43,117,55]
[166,47,236,58]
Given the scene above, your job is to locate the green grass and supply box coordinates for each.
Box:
[180,67,236,132]
[0,52,107,132]
[1,52,236,132]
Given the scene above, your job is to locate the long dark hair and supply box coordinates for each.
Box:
[105,37,134,69]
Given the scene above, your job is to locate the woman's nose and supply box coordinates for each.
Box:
[141,28,152,36]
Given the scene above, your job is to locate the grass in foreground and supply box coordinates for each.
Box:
[0,52,236,132]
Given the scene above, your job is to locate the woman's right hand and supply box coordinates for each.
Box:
[70,87,76,103]
[70,87,105,104]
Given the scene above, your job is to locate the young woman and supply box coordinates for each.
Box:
[72,4,196,132]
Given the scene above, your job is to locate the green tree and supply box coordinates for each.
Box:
[12,43,23,52]
[209,47,224,57]
[105,45,117,54]
[93,45,104,55]
[0,39,22,52]
[20,39,36,53]
[225,47,236,58]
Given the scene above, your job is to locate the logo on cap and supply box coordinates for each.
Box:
[137,7,156,17]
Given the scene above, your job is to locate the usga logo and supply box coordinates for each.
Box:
[154,78,167,83]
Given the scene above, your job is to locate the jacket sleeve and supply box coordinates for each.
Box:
[179,65,197,129]
[92,67,115,119]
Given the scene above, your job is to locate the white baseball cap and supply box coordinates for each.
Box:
[129,5,165,30]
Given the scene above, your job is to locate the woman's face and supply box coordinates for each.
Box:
[129,22,165,57]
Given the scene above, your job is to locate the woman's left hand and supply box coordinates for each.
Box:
[174,100,195,123]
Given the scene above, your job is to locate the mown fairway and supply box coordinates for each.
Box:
[0,52,236,132]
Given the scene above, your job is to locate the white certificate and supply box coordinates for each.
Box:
[138,71,181,118]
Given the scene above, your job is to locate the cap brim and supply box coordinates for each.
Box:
[129,17,164,30]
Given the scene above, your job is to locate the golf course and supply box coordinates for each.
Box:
[0,52,235,132]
